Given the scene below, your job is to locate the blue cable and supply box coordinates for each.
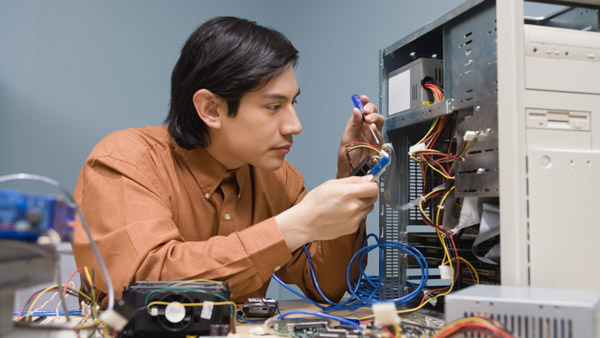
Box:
[236,312,265,324]
[272,274,326,310]
[272,234,430,321]
[278,310,363,331]
[345,241,429,306]
[13,310,83,317]
[302,245,335,306]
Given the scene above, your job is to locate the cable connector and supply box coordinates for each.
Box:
[439,265,453,280]
[368,148,390,181]
[100,299,135,331]
[463,130,478,141]
[409,142,427,154]
[100,309,128,331]
[371,302,400,326]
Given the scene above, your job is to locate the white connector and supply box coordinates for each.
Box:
[439,265,453,280]
[371,302,400,326]
[100,308,129,331]
[409,142,427,154]
[463,130,478,141]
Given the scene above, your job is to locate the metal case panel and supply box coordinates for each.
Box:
[445,285,600,338]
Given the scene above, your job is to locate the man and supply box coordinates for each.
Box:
[71,16,383,306]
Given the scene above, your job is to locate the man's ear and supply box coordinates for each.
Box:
[192,89,227,129]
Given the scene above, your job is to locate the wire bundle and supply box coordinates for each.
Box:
[14,266,111,336]
[0,173,122,337]
[402,82,481,309]
[273,234,429,328]
[432,315,515,338]
[344,141,383,176]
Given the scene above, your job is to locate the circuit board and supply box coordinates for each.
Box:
[265,316,443,338]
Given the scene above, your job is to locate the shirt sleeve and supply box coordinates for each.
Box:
[71,153,292,305]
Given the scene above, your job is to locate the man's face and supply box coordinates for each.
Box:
[215,65,302,171]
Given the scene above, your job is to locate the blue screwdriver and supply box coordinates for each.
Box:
[351,94,379,144]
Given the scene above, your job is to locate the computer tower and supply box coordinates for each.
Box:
[378,0,600,302]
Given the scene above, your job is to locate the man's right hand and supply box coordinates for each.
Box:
[275,175,378,251]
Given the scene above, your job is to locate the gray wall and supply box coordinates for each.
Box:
[1,0,464,301]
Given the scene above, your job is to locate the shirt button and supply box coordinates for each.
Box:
[204,193,210,199]
[224,213,231,220]
[224,173,231,179]
[274,265,281,272]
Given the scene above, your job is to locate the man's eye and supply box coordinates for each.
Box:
[267,105,280,110]
[292,99,298,105]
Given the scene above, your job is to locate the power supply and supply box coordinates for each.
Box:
[445,284,600,338]
[387,58,443,116]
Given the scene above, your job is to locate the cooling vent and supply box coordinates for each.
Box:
[445,285,600,338]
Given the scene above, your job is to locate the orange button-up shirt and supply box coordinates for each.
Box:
[71,126,366,305]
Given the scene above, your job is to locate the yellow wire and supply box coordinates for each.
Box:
[83,266,95,303]
[426,164,454,180]
[431,317,501,337]
[72,318,103,329]
[146,300,236,314]
[418,187,446,225]
[25,285,58,321]
[416,118,440,145]
[435,186,455,227]
[24,284,95,321]
[458,140,474,157]
[454,257,480,284]
[345,144,380,153]
[437,228,452,270]
[170,279,227,289]
[410,149,457,164]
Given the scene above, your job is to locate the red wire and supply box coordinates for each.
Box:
[63,267,86,300]
[413,152,463,162]
[436,321,514,338]
[382,325,396,338]
[453,257,477,284]
[423,155,451,177]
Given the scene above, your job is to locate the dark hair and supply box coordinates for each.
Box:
[165,16,299,149]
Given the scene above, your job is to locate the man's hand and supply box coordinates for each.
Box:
[337,95,384,179]
[275,175,378,251]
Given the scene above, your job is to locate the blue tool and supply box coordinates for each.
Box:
[351,94,379,144]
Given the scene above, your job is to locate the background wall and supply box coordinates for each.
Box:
[0,0,464,301]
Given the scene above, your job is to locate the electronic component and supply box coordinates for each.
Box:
[266,318,332,337]
[387,58,443,115]
[445,285,600,338]
[349,144,392,181]
[0,189,74,242]
[371,302,400,326]
[120,281,233,338]
[266,316,440,338]
[242,297,278,318]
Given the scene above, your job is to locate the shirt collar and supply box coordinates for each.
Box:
[174,143,248,196]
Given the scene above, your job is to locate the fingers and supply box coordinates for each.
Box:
[334,176,379,200]
[342,175,374,183]
[358,94,383,132]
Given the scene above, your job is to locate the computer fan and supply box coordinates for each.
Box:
[119,281,233,337]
